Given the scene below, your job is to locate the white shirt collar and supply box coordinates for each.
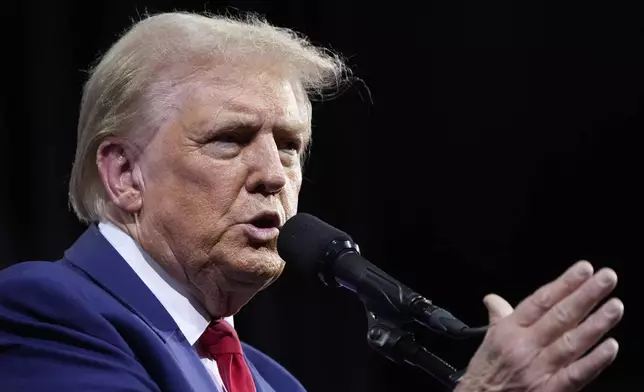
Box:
[98,220,234,345]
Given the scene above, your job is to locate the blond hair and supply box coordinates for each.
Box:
[68,11,350,223]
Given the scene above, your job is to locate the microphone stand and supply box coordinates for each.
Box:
[311,236,486,389]
[363,305,470,390]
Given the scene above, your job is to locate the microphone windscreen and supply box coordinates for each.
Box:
[277,213,352,275]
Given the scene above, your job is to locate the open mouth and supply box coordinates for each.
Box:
[250,213,280,229]
[244,212,281,244]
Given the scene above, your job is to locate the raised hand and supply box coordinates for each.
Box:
[456,261,623,392]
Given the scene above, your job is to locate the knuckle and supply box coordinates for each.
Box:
[483,324,539,369]
[559,331,577,355]
[552,304,571,325]
[565,365,586,389]
[531,288,552,311]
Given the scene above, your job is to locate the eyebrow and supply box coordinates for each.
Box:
[212,108,310,137]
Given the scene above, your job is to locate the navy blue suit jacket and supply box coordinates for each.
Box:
[0,225,306,392]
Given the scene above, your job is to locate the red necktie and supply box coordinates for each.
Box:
[198,320,256,392]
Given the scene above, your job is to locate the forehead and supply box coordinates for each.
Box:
[179,72,312,132]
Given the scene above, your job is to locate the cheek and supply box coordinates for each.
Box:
[283,169,302,216]
[143,152,239,219]
[175,162,241,214]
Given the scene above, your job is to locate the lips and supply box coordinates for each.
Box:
[249,212,281,229]
[242,211,281,242]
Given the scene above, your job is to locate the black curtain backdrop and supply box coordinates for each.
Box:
[1,1,641,391]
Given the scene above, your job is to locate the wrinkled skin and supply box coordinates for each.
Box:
[97,71,310,318]
[456,261,623,392]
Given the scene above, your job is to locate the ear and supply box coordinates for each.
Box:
[96,139,143,214]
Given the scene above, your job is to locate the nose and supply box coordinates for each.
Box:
[245,134,287,195]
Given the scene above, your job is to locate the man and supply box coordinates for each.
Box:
[0,11,623,392]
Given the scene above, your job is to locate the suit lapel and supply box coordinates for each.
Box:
[64,225,220,392]
[65,225,178,339]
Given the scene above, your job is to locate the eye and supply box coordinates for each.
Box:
[211,131,252,147]
[281,139,302,154]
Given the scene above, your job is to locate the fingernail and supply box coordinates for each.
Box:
[574,261,593,278]
[603,338,619,355]
[599,269,617,286]
[604,299,623,316]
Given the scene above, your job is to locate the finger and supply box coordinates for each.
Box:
[512,261,594,327]
[540,298,623,369]
[544,338,619,392]
[532,268,618,345]
[483,294,514,325]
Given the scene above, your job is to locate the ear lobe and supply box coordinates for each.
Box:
[96,139,143,214]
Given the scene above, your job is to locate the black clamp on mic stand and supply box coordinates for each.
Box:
[364,308,467,390]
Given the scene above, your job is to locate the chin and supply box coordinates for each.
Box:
[205,254,284,317]
[187,242,285,316]
[203,246,283,291]
[238,247,285,286]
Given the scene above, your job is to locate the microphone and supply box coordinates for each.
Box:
[277,213,486,339]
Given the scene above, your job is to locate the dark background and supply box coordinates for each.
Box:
[1,1,641,391]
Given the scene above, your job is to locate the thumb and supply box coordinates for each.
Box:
[483,293,514,325]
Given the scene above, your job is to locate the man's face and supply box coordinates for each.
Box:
[135,71,310,317]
